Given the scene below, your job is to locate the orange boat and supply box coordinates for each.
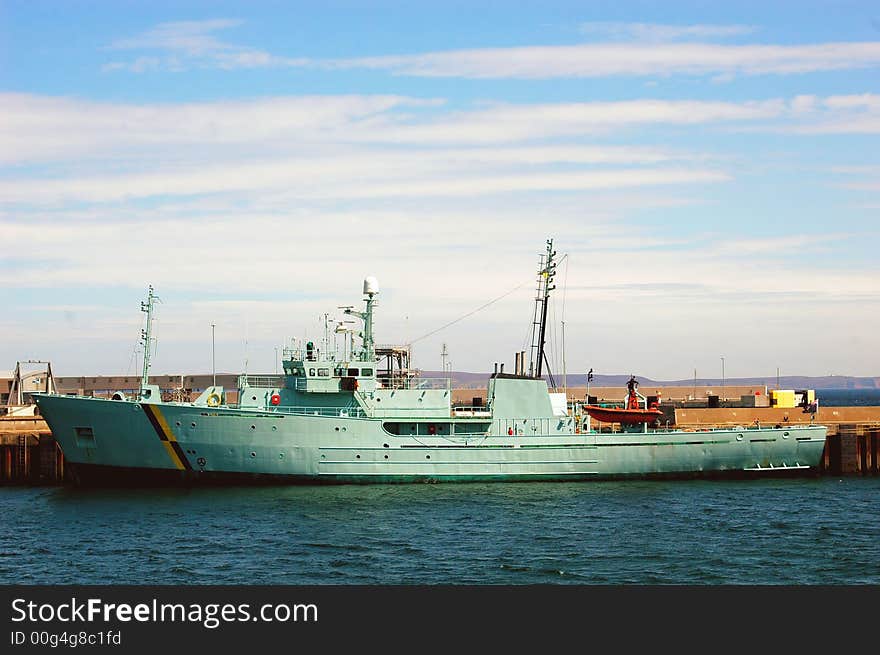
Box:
[584,375,663,425]
[583,405,664,425]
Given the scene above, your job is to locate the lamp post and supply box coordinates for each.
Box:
[211,323,216,388]
[721,356,725,403]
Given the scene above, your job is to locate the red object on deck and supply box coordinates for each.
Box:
[583,405,664,425]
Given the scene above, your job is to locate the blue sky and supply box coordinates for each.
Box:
[1,1,878,380]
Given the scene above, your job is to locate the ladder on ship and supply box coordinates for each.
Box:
[17,433,27,480]
[527,239,557,387]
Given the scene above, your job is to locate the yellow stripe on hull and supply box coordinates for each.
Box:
[143,404,188,471]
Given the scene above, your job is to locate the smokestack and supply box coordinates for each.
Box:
[521,351,526,375]
[515,352,522,376]
[500,363,505,374]
[494,363,498,375]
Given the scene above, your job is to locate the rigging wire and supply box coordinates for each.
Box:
[521,266,539,354]
[407,279,532,346]
[560,253,569,388]
[125,339,140,377]
[548,253,569,385]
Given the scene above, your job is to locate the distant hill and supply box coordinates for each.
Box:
[425,371,880,390]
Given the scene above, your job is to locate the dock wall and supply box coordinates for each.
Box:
[0,416,64,485]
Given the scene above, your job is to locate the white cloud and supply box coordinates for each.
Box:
[102,20,880,80]
[784,94,880,133]
[104,19,307,72]
[0,93,429,164]
[356,100,785,145]
[109,19,244,54]
[2,92,878,211]
[790,94,819,113]
[710,234,841,255]
[844,180,880,191]
[0,157,728,204]
[579,22,758,41]
[0,93,796,168]
[331,42,880,79]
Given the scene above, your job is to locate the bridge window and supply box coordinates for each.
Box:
[347,368,359,376]
[317,368,330,377]
[361,368,373,376]
[309,368,315,376]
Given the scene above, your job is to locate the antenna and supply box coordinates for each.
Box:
[139,285,161,392]
[527,239,557,387]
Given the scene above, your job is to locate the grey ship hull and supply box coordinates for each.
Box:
[36,394,828,486]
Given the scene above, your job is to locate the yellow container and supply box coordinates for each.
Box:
[769,389,797,408]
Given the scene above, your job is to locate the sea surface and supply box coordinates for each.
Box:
[2,478,879,585]
[815,388,880,406]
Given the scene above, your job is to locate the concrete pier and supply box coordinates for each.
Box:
[0,416,64,484]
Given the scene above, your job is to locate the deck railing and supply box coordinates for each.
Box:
[238,375,285,388]
[379,377,451,391]
[272,405,367,418]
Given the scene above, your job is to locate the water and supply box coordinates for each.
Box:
[816,389,880,406]
[2,478,878,584]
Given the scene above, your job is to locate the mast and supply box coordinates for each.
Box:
[140,285,159,392]
[344,277,379,362]
[528,239,557,387]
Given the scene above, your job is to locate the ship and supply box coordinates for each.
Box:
[34,240,828,485]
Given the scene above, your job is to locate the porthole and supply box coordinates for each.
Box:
[426,455,431,460]
[320,454,326,459]
[335,427,340,431]
[250,425,256,430]
[175,421,181,427]
[383,443,389,448]
[279,453,284,459]
[272,426,277,431]
[191,422,196,428]
[342,427,347,432]
[252,395,257,401]
[384,454,389,459]
[783,431,790,438]
[250,451,256,458]
[736,434,744,441]
[356,454,361,459]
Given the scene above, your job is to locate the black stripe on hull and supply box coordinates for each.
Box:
[141,403,167,440]
[64,462,820,487]
[141,403,193,471]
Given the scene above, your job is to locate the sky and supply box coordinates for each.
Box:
[1,0,878,380]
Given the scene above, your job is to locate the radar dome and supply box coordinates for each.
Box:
[363,276,379,295]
